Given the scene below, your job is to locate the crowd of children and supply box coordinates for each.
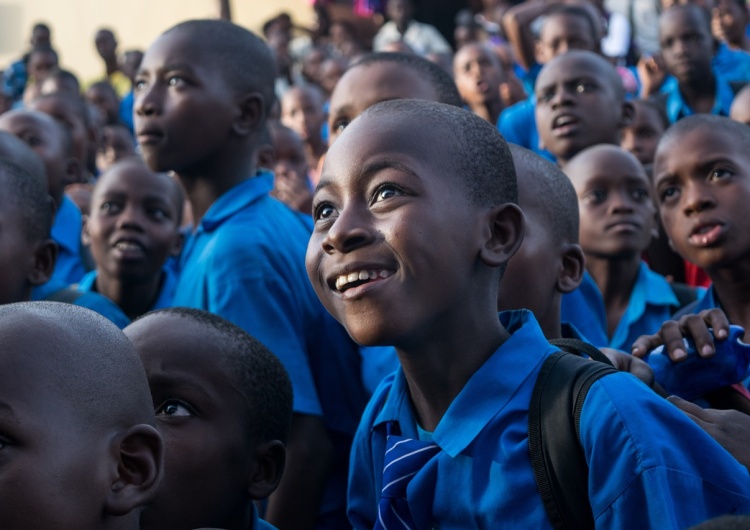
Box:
[4,0,750,527]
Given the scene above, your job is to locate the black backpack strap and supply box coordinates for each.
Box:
[528,351,619,530]
[549,338,614,366]
[46,286,85,305]
[669,282,698,311]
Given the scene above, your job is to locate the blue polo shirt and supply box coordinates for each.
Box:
[713,42,750,83]
[497,96,556,162]
[561,263,679,352]
[51,195,87,284]
[348,309,750,529]
[77,266,177,315]
[173,171,368,527]
[32,278,130,329]
[663,73,737,123]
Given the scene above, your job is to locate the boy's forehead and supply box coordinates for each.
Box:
[537,56,612,88]
[660,7,707,32]
[333,63,436,108]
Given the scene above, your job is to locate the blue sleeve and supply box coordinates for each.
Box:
[581,373,750,529]
[74,292,131,329]
[498,101,532,147]
[347,375,393,529]
[205,240,322,418]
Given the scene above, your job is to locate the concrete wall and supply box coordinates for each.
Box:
[0,0,314,82]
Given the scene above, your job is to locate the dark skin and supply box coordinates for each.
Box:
[134,28,333,530]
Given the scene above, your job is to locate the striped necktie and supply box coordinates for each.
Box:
[374,425,440,530]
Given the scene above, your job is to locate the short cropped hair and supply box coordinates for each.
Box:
[634,98,669,130]
[363,99,517,208]
[44,68,81,94]
[164,20,277,119]
[662,4,712,35]
[141,307,294,443]
[0,158,53,242]
[510,145,579,243]
[541,4,600,43]
[660,113,750,147]
[32,91,91,128]
[352,52,464,108]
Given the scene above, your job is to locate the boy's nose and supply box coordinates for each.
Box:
[683,182,717,215]
[135,86,160,117]
[321,207,374,254]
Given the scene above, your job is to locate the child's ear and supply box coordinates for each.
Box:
[557,243,585,294]
[619,101,635,129]
[533,41,547,66]
[28,239,58,286]
[81,215,92,246]
[105,424,164,516]
[233,92,265,137]
[247,440,286,500]
[480,203,526,268]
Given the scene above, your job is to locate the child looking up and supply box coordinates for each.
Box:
[268,121,313,215]
[309,98,750,529]
[134,20,368,529]
[0,301,163,529]
[80,158,183,320]
[620,99,669,167]
[453,42,505,124]
[562,144,683,351]
[125,308,292,530]
[535,50,634,170]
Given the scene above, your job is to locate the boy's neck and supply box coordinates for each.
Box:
[678,74,716,114]
[707,263,750,337]
[176,156,257,225]
[469,99,503,126]
[104,57,119,76]
[585,254,641,337]
[396,300,510,432]
[95,270,164,321]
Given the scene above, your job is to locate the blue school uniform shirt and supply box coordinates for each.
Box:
[77,266,177,313]
[31,278,130,328]
[347,309,750,529]
[662,73,737,123]
[173,170,368,528]
[51,195,87,284]
[497,96,556,162]
[561,263,679,352]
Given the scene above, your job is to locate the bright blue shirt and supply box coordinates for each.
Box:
[497,96,556,162]
[32,278,130,329]
[119,90,134,134]
[50,195,87,284]
[713,42,750,83]
[663,73,737,123]
[561,263,679,352]
[77,266,177,315]
[348,309,750,529]
[173,171,368,527]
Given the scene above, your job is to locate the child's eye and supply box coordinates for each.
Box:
[709,168,732,181]
[372,184,403,203]
[333,119,350,134]
[313,202,337,221]
[659,186,679,203]
[101,201,122,214]
[575,81,596,94]
[134,79,147,92]
[167,75,187,88]
[537,90,554,104]
[21,133,42,148]
[585,189,607,204]
[632,188,650,201]
[147,207,170,221]
[156,400,194,417]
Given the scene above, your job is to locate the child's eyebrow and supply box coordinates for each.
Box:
[0,401,19,423]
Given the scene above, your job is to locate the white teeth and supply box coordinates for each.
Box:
[334,269,394,292]
[115,241,142,251]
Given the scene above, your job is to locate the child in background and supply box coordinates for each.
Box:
[134,20,368,529]
[729,83,750,123]
[309,98,750,529]
[453,42,505,124]
[562,144,684,351]
[0,302,163,529]
[280,86,327,173]
[125,308,292,530]
[80,158,183,320]
[621,99,669,167]
[268,120,313,215]
[22,46,59,105]
[85,81,121,125]
[96,123,135,171]
[535,50,634,170]
[39,68,81,97]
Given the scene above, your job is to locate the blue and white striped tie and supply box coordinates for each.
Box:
[374,428,440,530]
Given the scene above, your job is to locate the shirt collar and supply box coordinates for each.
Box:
[373,309,555,457]
[693,284,719,312]
[665,73,735,122]
[199,171,273,232]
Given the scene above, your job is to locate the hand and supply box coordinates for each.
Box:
[637,53,667,98]
[631,308,731,361]
[668,395,750,471]
[600,347,656,389]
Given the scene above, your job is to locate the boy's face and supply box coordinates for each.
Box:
[272,127,310,184]
[85,85,120,125]
[712,0,747,46]
[306,112,488,346]
[86,163,180,282]
[620,103,666,165]
[535,55,627,161]
[27,50,57,82]
[0,334,112,529]
[0,110,72,207]
[281,89,325,144]
[567,147,656,258]
[653,127,750,271]
[535,14,598,64]
[327,62,440,145]
[97,125,135,170]
[387,0,414,26]
[134,30,239,174]
[659,8,715,83]
[453,44,504,107]
[95,30,117,61]
[125,314,255,530]
[29,96,89,169]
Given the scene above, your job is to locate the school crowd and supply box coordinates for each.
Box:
[3,0,750,528]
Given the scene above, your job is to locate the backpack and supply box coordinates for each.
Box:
[528,338,619,530]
